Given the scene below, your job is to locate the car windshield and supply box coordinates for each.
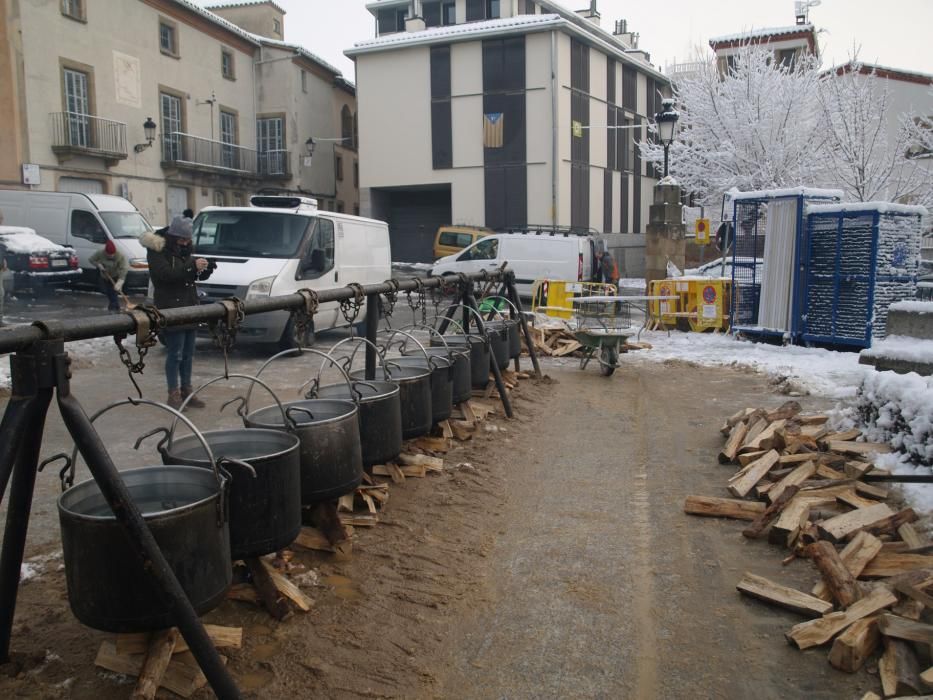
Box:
[193,211,311,259]
[100,212,153,239]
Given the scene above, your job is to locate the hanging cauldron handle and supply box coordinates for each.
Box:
[380,328,436,370]
[396,323,455,363]
[480,295,521,319]
[437,305,492,349]
[62,398,226,497]
[327,336,390,381]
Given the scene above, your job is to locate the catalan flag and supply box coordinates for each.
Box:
[483,112,504,148]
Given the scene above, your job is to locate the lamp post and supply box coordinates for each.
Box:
[133,117,157,154]
[654,98,679,178]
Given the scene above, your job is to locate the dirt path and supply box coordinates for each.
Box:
[0,359,877,698]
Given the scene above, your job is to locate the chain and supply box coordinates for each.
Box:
[209,297,246,378]
[380,279,400,328]
[114,305,166,398]
[340,282,366,334]
[290,288,319,349]
[406,278,424,327]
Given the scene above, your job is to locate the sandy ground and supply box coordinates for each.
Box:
[0,345,880,699]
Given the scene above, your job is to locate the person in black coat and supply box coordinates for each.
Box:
[141,216,213,409]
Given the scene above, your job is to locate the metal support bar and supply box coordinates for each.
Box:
[364,292,380,381]
[0,396,33,506]
[505,274,542,380]
[462,288,513,419]
[862,474,933,484]
[435,302,459,335]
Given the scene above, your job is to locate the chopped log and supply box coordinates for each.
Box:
[398,452,444,472]
[768,461,817,504]
[828,616,880,673]
[766,400,803,422]
[878,613,933,645]
[305,501,350,549]
[817,503,897,543]
[880,637,922,698]
[360,491,377,514]
[719,422,749,464]
[807,541,863,608]
[399,464,426,478]
[117,625,242,656]
[728,450,781,498]
[245,557,291,620]
[552,340,582,357]
[899,524,926,550]
[460,401,479,424]
[449,419,475,441]
[785,586,898,649]
[743,418,769,447]
[226,584,260,605]
[683,495,766,521]
[735,572,833,617]
[95,642,212,698]
[798,483,861,500]
[921,667,933,685]
[439,420,454,439]
[765,467,797,482]
[816,463,847,480]
[893,581,933,611]
[261,558,312,612]
[892,598,925,621]
[754,481,775,500]
[414,436,450,453]
[723,407,757,434]
[740,420,787,454]
[798,414,830,426]
[859,694,881,700]
[836,489,882,510]
[131,628,179,700]
[294,526,337,553]
[846,508,918,541]
[823,428,863,444]
[739,450,769,467]
[828,441,893,457]
[812,532,883,602]
[801,424,831,440]
[337,493,355,513]
[373,463,406,483]
[846,461,875,479]
[340,513,380,527]
[861,552,933,579]
[769,497,817,547]
[780,452,822,466]
[743,485,801,539]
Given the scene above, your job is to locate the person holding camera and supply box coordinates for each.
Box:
[141,216,214,409]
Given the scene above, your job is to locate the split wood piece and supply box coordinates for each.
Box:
[798,483,862,500]
[739,450,768,467]
[719,422,749,464]
[893,581,933,611]
[743,485,801,539]
[552,340,582,357]
[398,452,444,472]
[358,484,389,505]
[460,401,479,424]
[373,463,406,483]
[337,493,355,513]
[742,418,769,449]
[768,497,822,547]
[226,584,259,605]
[303,503,351,553]
[797,414,830,426]
[721,407,755,435]
[131,628,179,700]
[893,598,926,622]
[816,463,847,481]
[470,398,499,418]
[766,400,803,422]
[844,509,918,541]
[740,420,787,454]
[414,436,450,453]
[829,615,880,673]
[801,423,831,439]
[728,450,781,498]
[785,586,898,649]
[836,489,882,511]
[922,667,933,685]
[807,541,863,608]
[683,495,766,521]
[861,552,933,579]
[449,419,475,441]
[854,478,890,500]
[900,524,926,550]
[828,441,893,457]
[360,491,377,514]
[340,513,379,527]
[822,428,863,445]
[95,642,214,698]
[780,453,823,466]
[439,420,454,439]
[768,461,817,504]
[116,625,242,656]
[878,613,933,645]
[260,558,312,612]
[880,637,923,698]
[817,503,896,543]
[859,694,881,700]
[765,467,797,482]
[735,572,832,617]
[812,531,883,602]
[294,526,338,553]
[245,557,291,620]
[846,461,875,479]
[754,481,774,500]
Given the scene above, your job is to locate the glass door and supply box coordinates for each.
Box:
[161,93,182,162]
[63,68,90,147]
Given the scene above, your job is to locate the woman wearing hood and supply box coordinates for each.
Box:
[141,216,213,409]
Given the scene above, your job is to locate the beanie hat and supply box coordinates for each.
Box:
[105,240,116,255]
[167,216,194,240]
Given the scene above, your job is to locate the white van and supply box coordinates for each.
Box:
[190,195,391,347]
[430,232,595,297]
[0,190,151,288]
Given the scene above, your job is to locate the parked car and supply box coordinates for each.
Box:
[433,225,492,260]
[0,226,80,292]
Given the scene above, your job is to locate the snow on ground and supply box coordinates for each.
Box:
[862,335,933,363]
[392,261,433,272]
[0,336,112,392]
[630,330,869,399]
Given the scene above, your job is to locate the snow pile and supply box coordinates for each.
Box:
[858,371,933,465]
[19,550,63,584]
[630,331,868,398]
[0,228,70,254]
[862,335,933,363]
[392,261,433,272]
[618,278,647,290]
[890,300,933,314]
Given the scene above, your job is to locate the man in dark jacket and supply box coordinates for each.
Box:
[141,216,213,409]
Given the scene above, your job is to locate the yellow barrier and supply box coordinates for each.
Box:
[531,280,618,319]
[647,278,732,332]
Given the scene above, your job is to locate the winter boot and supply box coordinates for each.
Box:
[180,386,206,409]
[167,389,184,410]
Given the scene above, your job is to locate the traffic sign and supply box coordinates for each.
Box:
[695,218,711,245]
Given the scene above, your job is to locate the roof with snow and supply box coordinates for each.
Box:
[826,62,933,86]
[806,202,929,217]
[731,187,843,202]
[253,35,343,77]
[169,0,261,46]
[205,0,286,14]
[709,24,815,46]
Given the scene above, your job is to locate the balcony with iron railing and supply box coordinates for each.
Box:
[161,133,291,180]
[50,112,128,163]
[257,149,291,179]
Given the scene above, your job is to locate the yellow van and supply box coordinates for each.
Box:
[433,225,492,260]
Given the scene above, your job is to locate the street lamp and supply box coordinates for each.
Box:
[133,117,157,153]
[654,98,679,178]
[305,137,315,157]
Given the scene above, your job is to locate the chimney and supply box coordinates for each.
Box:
[575,1,601,26]
[613,19,627,36]
[612,19,639,48]
[405,0,425,32]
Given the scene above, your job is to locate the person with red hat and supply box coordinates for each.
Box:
[89,239,129,312]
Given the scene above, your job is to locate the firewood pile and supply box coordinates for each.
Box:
[684,401,933,698]
[524,316,651,358]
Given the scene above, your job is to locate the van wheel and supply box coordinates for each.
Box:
[279,318,315,351]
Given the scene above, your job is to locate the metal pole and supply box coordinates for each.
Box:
[462,287,513,419]
[0,395,34,506]
[504,274,542,379]
[57,390,240,699]
[364,292,380,381]
[435,301,458,334]
[663,144,670,178]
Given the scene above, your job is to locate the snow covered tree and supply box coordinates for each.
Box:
[902,87,933,164]
[641,45,827,210]
[817,60,932,208]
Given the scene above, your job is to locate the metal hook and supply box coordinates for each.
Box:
[133,426,171,455]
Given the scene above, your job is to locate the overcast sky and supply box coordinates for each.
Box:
[201,1,933,81]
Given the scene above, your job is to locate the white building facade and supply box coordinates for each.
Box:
[347,0,671,262]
